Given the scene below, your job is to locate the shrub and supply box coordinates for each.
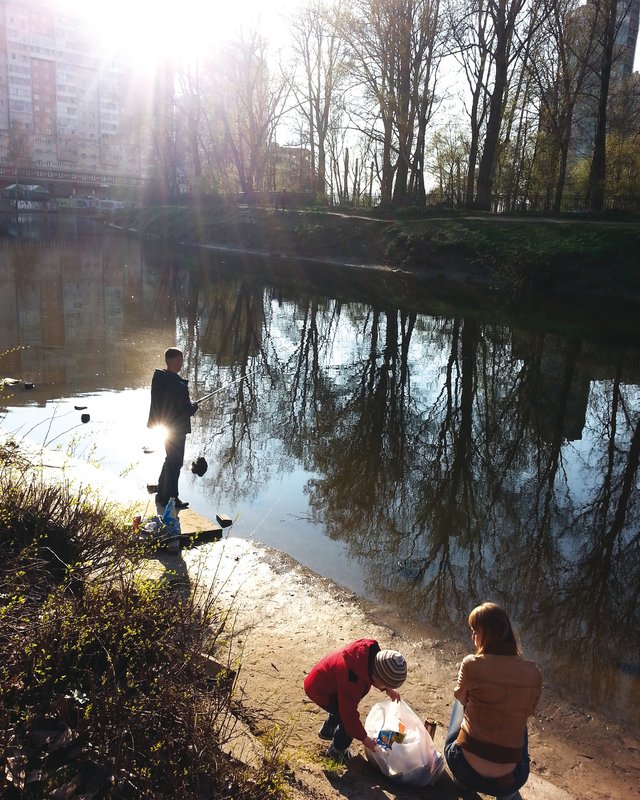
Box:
[0,440,289,799]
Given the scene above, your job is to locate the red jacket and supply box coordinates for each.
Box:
[304,639,380,742]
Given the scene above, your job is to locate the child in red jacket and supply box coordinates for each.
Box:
[303,638,407,762]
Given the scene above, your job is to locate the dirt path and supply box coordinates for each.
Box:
[170,534,640,800]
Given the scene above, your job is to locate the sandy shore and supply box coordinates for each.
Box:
[155,532,640,800]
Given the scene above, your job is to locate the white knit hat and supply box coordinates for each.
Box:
[373,650,407,688]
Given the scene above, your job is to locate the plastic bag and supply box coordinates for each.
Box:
[161,498,181,538]
[364,699,443,786]
[132,499,181,549]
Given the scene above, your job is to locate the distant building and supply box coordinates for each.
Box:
[274,144,315,193]
[617,0,640,78]
[570,0,640,159]
[0,0,159,198]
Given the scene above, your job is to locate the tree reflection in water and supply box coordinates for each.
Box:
[172,255,640,728]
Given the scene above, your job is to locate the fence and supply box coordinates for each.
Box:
[489,193,640,215]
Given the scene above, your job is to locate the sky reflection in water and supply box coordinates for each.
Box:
[1,218,639,729]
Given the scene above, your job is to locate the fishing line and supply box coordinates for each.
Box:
[245,492,284,540]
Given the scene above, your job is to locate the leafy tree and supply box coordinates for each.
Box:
[427,123,469,206]
[606,74,640,197]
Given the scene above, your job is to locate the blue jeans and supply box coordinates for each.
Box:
[444,700,529,798]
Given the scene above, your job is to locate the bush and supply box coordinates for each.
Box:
[0,439,289,799]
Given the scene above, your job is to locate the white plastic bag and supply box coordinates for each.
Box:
[364,699,443,786]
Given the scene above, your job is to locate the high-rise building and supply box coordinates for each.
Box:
[617,0,640,78]
[566,0,640,160]
[0,0,159,198]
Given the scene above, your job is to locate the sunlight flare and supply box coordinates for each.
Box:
[55,0,288,69]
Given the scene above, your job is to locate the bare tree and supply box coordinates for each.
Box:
[586,0,632,211]
[175,61,206,192]
[492,2,544,211]
[151,62,179,199]
[289,0,349,196]
[606,74,640,196]
[474,0,527,211]
[337,0,443,205]
[527,0,600,211]
[445,0,493,208]
[213,34,289,196]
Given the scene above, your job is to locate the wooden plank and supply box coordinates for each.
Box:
[177,507,219,534]
[176,507,226,546]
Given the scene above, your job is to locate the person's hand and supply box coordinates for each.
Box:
[362,736,378,751]
[385,688,401,702]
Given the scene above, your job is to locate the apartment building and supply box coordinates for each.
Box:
[0,0,159,197]
[618,0,640,78]
[560,0,640,162]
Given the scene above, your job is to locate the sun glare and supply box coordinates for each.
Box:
[56,0,282,69]
[148,424,169,447]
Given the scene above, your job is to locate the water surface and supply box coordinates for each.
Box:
[1,216,639,729]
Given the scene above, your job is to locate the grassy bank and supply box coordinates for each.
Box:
[0,439,289,799]
[108,205,640,301]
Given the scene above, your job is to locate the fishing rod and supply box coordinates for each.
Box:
[194,370,260,405]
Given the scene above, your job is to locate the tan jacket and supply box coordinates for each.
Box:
[454,653,542,762]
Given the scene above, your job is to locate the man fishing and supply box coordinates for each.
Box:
[147,347,198,510]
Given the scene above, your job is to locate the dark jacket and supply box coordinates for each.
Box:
[303,638,380,742]
[147,368,196,435]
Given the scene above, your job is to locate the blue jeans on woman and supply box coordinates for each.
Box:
[444,700,529,799]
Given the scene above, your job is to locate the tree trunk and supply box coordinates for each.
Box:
[474,0,525,211]
[475,49,508,210]
[587,0,618,213]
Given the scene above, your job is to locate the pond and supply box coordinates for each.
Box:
[1,215,639,731]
